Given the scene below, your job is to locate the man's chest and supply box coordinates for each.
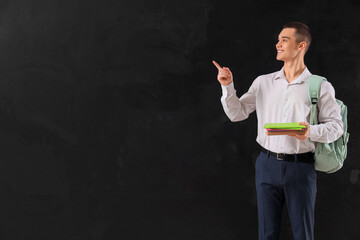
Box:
[258,80,310,113]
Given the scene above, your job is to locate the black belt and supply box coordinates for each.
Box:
[261,147,314,163]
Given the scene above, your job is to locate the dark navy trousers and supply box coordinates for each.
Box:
[255,151,317,240]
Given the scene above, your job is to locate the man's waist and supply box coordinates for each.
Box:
[260,146,314,163]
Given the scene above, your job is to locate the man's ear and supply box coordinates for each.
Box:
[298,41,306,51]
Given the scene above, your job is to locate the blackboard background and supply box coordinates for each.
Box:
[0,0,359,239]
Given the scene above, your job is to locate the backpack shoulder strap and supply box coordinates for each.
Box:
[308,75,327,125]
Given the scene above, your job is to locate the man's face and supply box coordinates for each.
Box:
[276,28,304,61]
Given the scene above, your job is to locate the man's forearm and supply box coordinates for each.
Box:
[308,120,344,143]
[220,82,256,122]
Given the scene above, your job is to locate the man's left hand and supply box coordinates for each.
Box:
[293,121,310,141]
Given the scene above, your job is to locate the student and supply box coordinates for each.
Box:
[212,22,343,240]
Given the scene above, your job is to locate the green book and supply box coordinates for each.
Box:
[264,122,306,130]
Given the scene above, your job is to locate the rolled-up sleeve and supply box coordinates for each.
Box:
[220,78,259,122]
[308,81,344,143]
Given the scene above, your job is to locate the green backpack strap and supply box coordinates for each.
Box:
[307,75,327,125]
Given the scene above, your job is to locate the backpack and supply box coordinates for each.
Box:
[307,75,349,173]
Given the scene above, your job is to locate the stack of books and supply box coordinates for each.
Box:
[264,122,306,136]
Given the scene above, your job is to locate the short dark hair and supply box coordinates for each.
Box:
[283,22,312,52]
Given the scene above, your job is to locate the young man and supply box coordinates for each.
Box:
[212,22,343,240]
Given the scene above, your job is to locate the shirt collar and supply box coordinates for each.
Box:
[274,66,312,84]
[274,67,286,80]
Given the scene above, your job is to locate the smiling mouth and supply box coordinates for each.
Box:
[277,50,284,53]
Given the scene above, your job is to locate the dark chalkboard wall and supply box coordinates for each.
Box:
[0,0,359,239]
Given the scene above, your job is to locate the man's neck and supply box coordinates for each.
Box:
[283,59,306,83]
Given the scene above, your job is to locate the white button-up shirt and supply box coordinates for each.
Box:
[220,67,344,154]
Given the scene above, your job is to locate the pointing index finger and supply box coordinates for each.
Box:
[212,60,222,70]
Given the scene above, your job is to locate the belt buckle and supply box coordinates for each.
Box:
[277,153,285,160]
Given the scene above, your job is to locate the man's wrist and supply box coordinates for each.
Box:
[308,125,317,140]
[221,81,235,94]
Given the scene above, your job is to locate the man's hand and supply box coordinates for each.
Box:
[292,121,310,141]
[212,60,233,86]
